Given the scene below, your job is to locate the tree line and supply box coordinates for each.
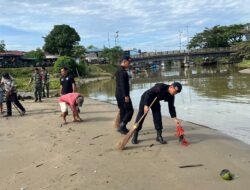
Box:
[1,23,249,69]
[0,24,124,75]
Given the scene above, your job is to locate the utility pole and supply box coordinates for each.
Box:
[178,29,182,51]
[108,32,110,48]
[186,25,190,63]
[115,31,119,46]
[186,25,189,50]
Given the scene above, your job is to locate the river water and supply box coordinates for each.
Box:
[80,64,250,145]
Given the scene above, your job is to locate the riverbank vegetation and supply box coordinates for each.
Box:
[0,24,122,91]
[188,23,250,67]
[0,62,118,91]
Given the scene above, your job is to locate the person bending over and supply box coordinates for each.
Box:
[59,92,84,124]
[131,82,182,145]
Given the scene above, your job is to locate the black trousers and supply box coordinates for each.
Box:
[135,97,162,131]
[116,95,134,125]
[6,93,25,115]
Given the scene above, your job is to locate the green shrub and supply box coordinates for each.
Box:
[53,56,78,76]
[97,64,119,75]
[77,60,89,77]
[0,67,54,78]
[237,59,250,68]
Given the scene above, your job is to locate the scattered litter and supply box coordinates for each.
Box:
[20,187,27,190]
[70,172,78,177]
[179,164,203,168]
[16,171,23,174]
[89,143,95,146]
[74,150,81,153]
[92,135,104,140]
[93,170,97,173]
[98,154,103,156]
[36,163,44,168]
[149,144,154,147]
[220,169,237,180]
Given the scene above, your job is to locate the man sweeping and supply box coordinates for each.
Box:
[115,55,134,134]
[1,72,26,117]
[131,82,182,144]
[59,92,84,124]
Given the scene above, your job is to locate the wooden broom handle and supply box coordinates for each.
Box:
[136,97,158,124]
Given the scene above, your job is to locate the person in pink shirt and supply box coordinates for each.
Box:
[59,92,84,124]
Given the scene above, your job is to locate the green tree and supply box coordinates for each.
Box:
[0,40,6,52]
[188,24,245,49]
[43,24,80,56]
[230,41,250,62]
[72,45,86,58]
[100,46,123,64]
[87,45,97,49]
[24,48,45,64]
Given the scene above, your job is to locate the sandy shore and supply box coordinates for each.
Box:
[0,97,250,190]
[239,68,250,74]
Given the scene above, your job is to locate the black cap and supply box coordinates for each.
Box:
[122,55,132,62]
[172,82,182,93]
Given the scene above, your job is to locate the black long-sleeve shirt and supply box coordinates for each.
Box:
[142,83,176,118]
[115,66,130,97]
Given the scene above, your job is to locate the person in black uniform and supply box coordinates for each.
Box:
[60,67,76,96]
[131,82,182,144]
[115,55,134,134]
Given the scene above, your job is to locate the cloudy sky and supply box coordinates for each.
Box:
[0,0,249,52]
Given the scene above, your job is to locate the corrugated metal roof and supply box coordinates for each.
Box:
[0,51,25,56]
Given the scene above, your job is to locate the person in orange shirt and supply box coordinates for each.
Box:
[59,92,84,124]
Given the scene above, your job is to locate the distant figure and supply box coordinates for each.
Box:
[60,67,76,96]
[0,72,26,117]
[29,68,42,102]
[115,55,134,134]
[58,92,84,124]
[41,67,50,98]
[131,82,182,145]
[0,83,3,114]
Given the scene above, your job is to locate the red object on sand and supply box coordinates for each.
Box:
[176,124,190,146]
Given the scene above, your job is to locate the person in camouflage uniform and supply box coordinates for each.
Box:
[29,68,42,102]
[41,67,50,98]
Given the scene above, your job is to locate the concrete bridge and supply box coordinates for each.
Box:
[131,47,237,66]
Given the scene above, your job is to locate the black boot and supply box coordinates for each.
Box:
[117,122,129,135]
[156,130,167,144]
[131,130,139,144]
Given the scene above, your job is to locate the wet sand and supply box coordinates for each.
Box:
[0,97,250,190]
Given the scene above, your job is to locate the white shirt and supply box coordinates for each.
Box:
[0,76,16,93]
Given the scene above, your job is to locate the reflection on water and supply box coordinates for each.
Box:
[80,65,250,144]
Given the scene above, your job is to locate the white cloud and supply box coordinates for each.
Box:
[0,0,249,51]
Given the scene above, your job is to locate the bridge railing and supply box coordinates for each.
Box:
[132,47,238,58]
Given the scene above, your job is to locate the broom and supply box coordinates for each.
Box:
[13,103,24,116]
[116,97,158,150]
[113,109,120,129]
